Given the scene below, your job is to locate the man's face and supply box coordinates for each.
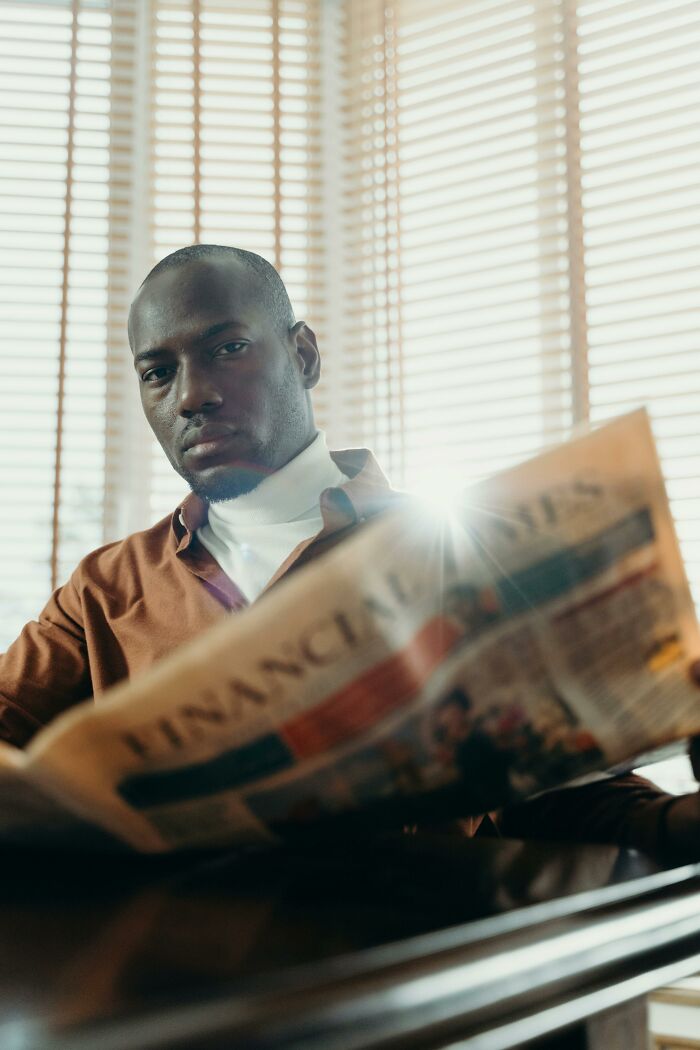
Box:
[129,259,320,501]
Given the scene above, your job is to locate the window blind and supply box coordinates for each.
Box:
[0,0,328,647]
[340,0,577,490]
[576,0,700,601]
[341,0,700,605]
[2,0,700,651]
[148,0,326,523]
[0,0,112,644]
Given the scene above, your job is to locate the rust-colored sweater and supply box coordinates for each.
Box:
[0,448,676,855]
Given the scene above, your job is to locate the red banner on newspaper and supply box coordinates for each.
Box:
[281,616,462,759]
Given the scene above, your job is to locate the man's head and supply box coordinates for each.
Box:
[128,245,320,501]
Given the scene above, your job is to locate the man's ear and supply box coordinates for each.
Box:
[291,321,321,389]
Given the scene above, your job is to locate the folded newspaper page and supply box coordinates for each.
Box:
[4,408,700,852]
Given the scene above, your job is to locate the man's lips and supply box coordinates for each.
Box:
[182,423,239,458]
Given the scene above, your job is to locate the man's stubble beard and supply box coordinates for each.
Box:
[183,442,273,503]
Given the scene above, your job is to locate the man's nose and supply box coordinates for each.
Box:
[176,361,224,417]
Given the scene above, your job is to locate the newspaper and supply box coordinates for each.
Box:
[3,408,700,852]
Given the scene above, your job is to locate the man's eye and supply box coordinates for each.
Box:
[141,366,172,383]
[214,341,247,357]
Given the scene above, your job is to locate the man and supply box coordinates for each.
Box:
[0,246,395,743]
[1,244,699,860]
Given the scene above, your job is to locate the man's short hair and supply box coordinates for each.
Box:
[138,244,296,335]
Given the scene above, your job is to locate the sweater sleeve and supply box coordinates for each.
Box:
[0,574,92,747]
[497,772,676,856]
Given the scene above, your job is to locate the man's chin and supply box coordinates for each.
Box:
[184,462,274,502]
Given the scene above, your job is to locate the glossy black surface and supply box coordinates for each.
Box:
[0,834,664,1048]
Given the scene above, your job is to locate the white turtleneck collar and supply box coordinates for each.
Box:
[196,431,347,601]
[206,430,344,527]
